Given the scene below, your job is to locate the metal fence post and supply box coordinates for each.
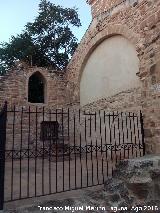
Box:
[140,110,145,156]
[0,102,7,210]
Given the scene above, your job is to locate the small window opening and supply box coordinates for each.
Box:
[28,72,45,103]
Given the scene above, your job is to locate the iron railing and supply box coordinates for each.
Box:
[0,103,145,209]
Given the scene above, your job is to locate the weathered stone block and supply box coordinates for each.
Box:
[127,177,152,199]
[144,129,153,137]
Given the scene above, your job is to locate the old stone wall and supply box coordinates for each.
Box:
[65,0,160,153]
[81,87,142,112]
[0,0,160,153]
[0,65,67,107]
[142,59,160,154]
[66,0,160,104]
[0,65,69,150]
[87,0,144,19]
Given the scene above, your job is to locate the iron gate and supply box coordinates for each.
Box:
[0,102,145,210]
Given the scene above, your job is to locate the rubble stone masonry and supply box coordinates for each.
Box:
[66,0,160,153]
[0,64,67,107]
[0,0,160,153]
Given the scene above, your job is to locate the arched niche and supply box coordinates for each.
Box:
[28,71,46,103]
[80,35,140,106]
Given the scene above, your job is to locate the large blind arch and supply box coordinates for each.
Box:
[80,35,140,106]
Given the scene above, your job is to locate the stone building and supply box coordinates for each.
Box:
[66,0,160,154]
[0,0,160,153]
[0,63,67,107]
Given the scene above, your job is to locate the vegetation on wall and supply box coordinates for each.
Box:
[0,0,81,75]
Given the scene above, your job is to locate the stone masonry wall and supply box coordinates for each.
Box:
[0,0,160,153]
[81,87,142,112]
[87,0,144,19]
[0,64,68,150]
[65,0,160,153]
[0,64,67,108]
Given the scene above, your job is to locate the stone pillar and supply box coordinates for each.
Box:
[141,61,160,154]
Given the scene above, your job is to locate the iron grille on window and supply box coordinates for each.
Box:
[40,121,59,141]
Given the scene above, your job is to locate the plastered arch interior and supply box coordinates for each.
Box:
[80,35,140,106]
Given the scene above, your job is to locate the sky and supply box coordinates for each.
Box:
[0,0,92,43]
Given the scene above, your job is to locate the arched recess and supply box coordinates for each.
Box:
[80,35,140,106]
[28,71,47,103]
[66,24,144,104]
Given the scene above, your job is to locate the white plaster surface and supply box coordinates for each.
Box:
[80,35,140,106]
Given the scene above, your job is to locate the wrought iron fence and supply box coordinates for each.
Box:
[0,103,145,210]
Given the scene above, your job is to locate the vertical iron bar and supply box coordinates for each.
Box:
[133,113,136,136]
[35,106,38,197]
[27,106,31,197]
[90,113,93,186]
[0,102,7,210]
[99,110,101,135]
[95,112,96,131]
[111,112,114,173]
[73,112,77,189]
[117,113,121,161]
[68,108,71,191]
[79,133,83,188]
[102,156,104,183]
[121,112,125,159]
[132,113,136,157]
[113,112,117,163]
[126,112,129,158]
[11,106,16,200]
[84,113,89,187]
[117,113,120,145]
[42,107,45,195]
[55,109,58,192]
[106,161,109,177]
[99,110,104,184]
[101,137,104,184]
[126,112,128,143]
[126,112,133,158]
[137,114,140,156]
[62,108,64,191]
[94,111,99,183]
[79,110,83,189]
[109,113,112,161]
[91,139,94,186]
[104,112,107,144]
[104,111,108,180]
[112,166,114,177]
[129,112,133,146]
[19,107,23,199]
[95,139,99,185]
[140,111,145,156]
[89,112,92,137]
[49,109,51,194]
